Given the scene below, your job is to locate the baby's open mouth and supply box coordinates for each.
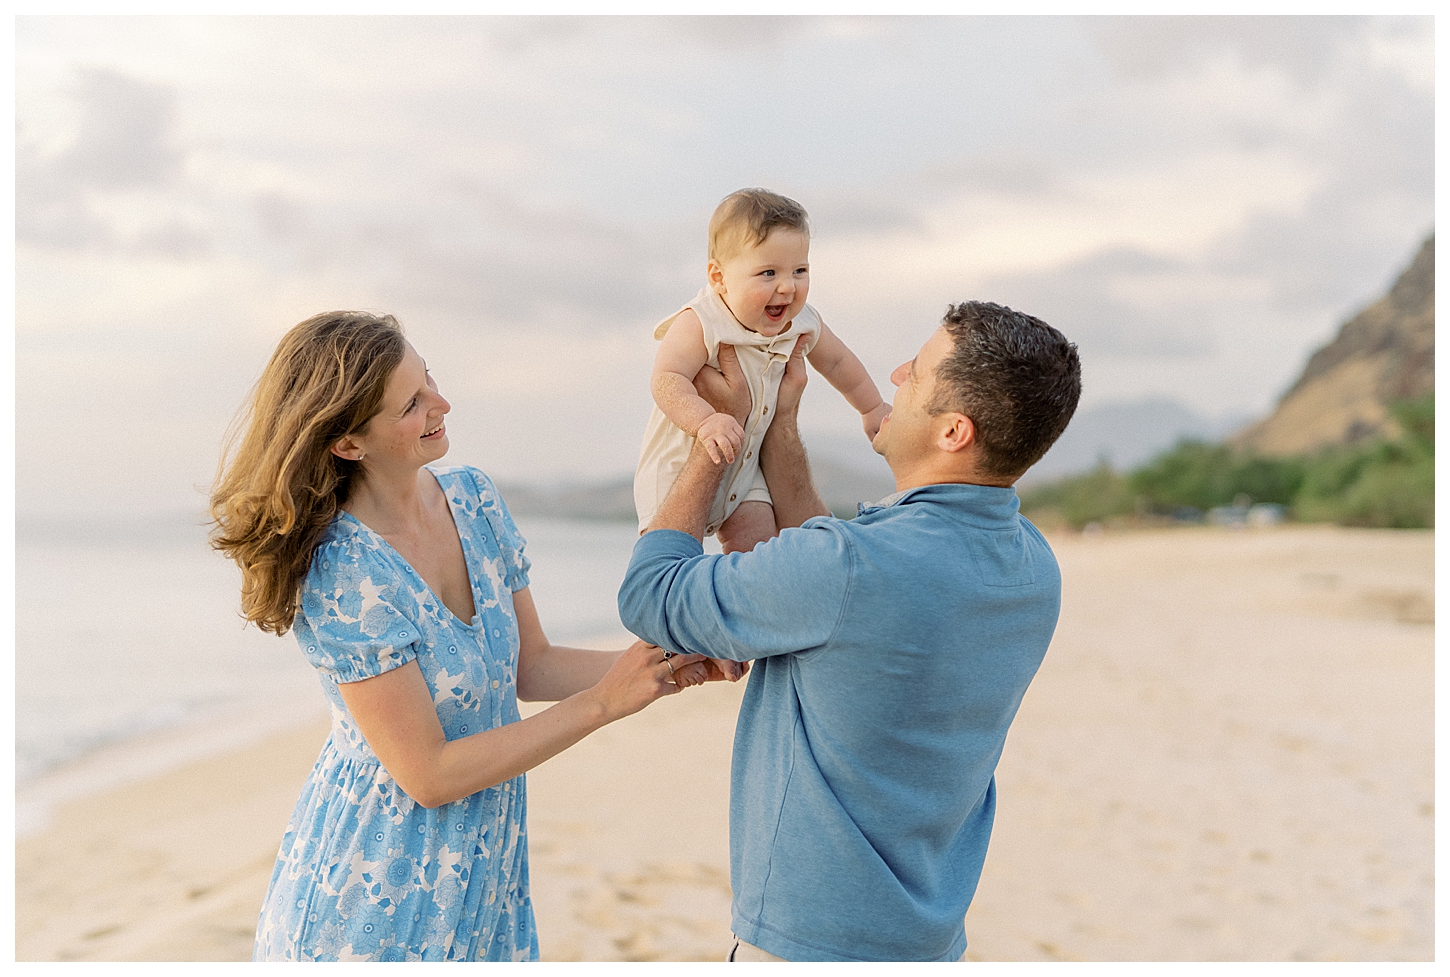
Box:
[765,305,786,319]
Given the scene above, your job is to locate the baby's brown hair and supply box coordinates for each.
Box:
[708,188,810,263]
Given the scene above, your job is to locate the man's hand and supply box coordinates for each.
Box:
[759,335,830,528]
[692,343,751,425]
[775,335,811,420]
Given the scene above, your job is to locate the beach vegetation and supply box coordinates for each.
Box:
[1021,394,1434,530]
[1291,394,1434,529]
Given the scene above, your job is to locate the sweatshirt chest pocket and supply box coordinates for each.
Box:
[966,531,1036,588]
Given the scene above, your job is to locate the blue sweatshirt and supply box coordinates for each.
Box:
[618,483,1061,962]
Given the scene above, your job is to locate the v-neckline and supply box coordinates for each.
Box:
[338,469,482,631]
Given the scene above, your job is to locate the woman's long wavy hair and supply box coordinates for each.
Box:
[211,311,406,635]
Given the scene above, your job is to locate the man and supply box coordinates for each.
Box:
[618,301,1081,962]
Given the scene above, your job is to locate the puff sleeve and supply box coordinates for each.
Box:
[295,537,422,684]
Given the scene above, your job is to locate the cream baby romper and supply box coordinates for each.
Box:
[635,286,821,535]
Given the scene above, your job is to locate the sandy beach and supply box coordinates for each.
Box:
[14,525,1433,962]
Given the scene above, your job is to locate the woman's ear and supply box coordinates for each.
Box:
[330,435,365,462]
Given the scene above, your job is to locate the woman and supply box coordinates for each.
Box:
[211,311,725,961]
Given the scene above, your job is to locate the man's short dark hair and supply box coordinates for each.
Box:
[928,301,1081,478]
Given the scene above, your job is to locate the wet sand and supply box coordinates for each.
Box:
[14,525,1434,961]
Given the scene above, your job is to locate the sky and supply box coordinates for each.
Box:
[13,14,1435,520]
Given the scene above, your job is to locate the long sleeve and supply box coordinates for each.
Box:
[617,524,852,662]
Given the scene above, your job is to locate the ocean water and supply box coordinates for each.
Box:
[14,512,709,789]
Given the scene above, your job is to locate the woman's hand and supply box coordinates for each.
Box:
[584,640,709,722]
[340,640,709,809]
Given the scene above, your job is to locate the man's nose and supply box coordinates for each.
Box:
[890,362,909,386]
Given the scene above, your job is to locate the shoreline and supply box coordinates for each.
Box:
[15,692,330,841]
[14,622,647,841]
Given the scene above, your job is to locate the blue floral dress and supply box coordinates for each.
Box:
[254,466,539,962]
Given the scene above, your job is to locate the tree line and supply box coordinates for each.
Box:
[1020,394,1434,530]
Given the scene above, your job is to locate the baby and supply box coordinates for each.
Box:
[634,188,890,554]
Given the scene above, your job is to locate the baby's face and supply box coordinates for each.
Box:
[709,228,810,337]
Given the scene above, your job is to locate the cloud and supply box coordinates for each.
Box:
[1092,16,1380,84]
[656,14,836,51]
[16,66,210,255]
[10,15,1435,516]
[246,176,696,332]
[60,67,183,189]
[921,155,1059,198]
[253,192,308,243]
[980,247,1217,357]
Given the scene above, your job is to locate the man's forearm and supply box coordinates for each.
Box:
[760,413,830,530]
[647,440,728,542]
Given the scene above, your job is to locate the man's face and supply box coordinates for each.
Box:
[872,325,954,469]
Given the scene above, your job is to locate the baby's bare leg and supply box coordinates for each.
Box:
[717,501,778,554]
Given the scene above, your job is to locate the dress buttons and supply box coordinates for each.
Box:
[762,406,769,415]
[729,494,737,502]
[745,450,752,458]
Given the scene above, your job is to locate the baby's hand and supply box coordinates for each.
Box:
[696,411,745,464]
[702,658,749,682]
[862,403,891,441]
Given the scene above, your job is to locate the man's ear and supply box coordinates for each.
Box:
[330,434,365,462]
[935,413,976,454]
[707,259,727,294]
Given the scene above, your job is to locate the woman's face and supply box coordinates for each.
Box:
[342,341,452,472]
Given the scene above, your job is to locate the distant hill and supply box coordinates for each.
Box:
[1020,397,1249,486]
[1233,235,1434,457]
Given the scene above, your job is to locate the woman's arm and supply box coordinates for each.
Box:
[513,586,744,694]
[513,586,634,701]
[337,634,707,809]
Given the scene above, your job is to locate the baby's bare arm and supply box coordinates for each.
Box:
[652,309,718,436]
[807,322,885,414]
